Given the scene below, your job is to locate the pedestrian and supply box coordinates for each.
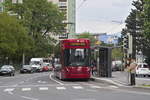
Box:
[125,58,131,85]
[129,59,137,85]
[91,60,96,76]
[126,58,131,69]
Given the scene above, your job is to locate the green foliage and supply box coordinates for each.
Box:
[121,0,145,59]
[5,0,65,38]
[0,13,33,59]
[122,0,150,64]
[112,48,123,60]
[143,0,150,39]
[76,32,97,46]
[4,0,66,60]
[142,0,150,64]
[125,9,137,34]
[30,36,53,57]
[124,0,144,36]
[100,42,113,47]
[53,43,61,58]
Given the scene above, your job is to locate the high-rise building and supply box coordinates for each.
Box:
[48,0,76,38]
[0,0,4,12]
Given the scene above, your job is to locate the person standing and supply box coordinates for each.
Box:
[91,60,97,76]
[129,59,137,85]
[126,58,131,85]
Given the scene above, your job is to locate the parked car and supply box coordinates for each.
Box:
[112,60,122,71]
[0,65,15,76]
[20,65,34,73]
[136,63,150,77]
[42,63,53,71]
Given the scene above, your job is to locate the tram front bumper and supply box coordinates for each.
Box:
[63,73,91,79]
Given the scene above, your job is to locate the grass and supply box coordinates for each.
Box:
[142,84,150,87]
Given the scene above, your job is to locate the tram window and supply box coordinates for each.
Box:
[64,49,90,66]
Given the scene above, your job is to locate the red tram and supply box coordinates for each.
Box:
[54,39,91,80]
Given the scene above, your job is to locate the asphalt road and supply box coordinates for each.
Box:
[0,72,150,100]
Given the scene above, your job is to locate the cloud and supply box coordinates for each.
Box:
[76,0,133,34]
[76,20,125,34]
[111,0,132,7]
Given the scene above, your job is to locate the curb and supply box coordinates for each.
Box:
[133,85,150,89]
[92,77,150,89]
[92,77,125,86]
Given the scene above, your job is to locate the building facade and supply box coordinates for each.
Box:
[1,0,76,40]
[0,0,4,12]
[48,0,76,38]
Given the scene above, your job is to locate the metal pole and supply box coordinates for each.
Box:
[127,33,133,56]
[22,53,25,65]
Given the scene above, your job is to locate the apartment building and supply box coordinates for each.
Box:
[0,0,4,12]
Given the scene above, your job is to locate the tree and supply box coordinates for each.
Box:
[121,0,145,59]
[112,48,123,60]
[0,13,33,64]
[4,0,66,58]
[5,0,65,38]
[143,0,150,64]
[76,32,97,46]
[143,0,150,39]
[121,0,150,64]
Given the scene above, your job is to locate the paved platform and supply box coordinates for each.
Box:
[92,71,150,88]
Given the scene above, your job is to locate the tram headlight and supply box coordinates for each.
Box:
[87,68,91,73]
[65,68,70,72]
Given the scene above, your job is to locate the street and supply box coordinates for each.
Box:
[111,71,150,86]
[0,0,150,100]
[0,72,150,100]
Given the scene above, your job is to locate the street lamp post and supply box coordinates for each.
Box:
[5,57,8,65]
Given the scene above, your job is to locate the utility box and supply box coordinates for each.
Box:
[98,47,112,77]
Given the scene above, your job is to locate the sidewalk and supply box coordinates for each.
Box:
[92,71,150,88]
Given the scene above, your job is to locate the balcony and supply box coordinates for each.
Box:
[59,2,67,7]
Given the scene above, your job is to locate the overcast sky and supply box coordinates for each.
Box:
[76,0,134,34]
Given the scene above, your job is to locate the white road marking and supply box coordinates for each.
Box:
[0,83,79,88]
[4,88,14,92]
[108,85,118,89]
[86,89,98,92]
[21,96,39,100]
[73,86,83,89]
[49,73,64,85]
[38,80,46,84]
[19,81,25,84]
[56,87,66,90]
[37,80,42,83]
[90,85,102,89]
[73,98,96,100]
[39,87,48,90]
[12,84,18,87]
[4,88,14,95]
[80,83,93,86]
[22,88,31,91]
[8,91,14,95]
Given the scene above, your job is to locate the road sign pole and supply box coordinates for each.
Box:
[127,33,133,56]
